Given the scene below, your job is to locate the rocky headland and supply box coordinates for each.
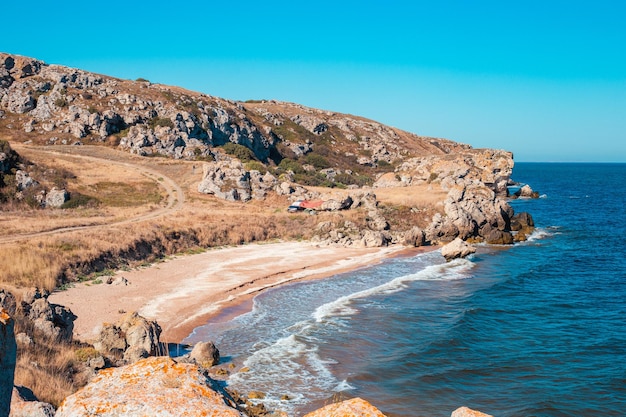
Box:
[0,52,538,416]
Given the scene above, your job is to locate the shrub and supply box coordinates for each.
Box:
[304,153,330,169]
[54,97,67,108]
[222,142,255,162]
[148,117,174,129]
[136,77,150,83]
[245,160,268,174]
[277,158,304,174]
[60,192,99,209]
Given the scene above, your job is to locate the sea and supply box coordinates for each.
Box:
[185,163,626,417]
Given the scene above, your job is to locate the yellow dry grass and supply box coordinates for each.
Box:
[1,143,441,292]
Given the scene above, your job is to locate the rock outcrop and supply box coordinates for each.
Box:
[1,308,17,417]
[93,311,162,364]
[303,397,388,417]
[441,238,477,261]
[55,356,246,417]
[19,288,76,341]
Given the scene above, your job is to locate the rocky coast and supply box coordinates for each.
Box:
[0,53,538,416]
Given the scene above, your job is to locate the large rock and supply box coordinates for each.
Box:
[197,160,252,202]
[93,311,162,364]
[44,187,68,208]
[441,238,476,261]
[55,357,246,417]
[25,296,76,341]
[188,341,220,368]
[1,308,17,417]
[303,397,388,417]
[451,406,494,417]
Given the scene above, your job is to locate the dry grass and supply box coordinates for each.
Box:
[11,303,92,407]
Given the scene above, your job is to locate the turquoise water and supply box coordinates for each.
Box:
[186,163,626,416]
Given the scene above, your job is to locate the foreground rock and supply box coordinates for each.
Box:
[1,308,17,417]
[441,238,476,261]
[303,397,387,417]
[55,356,246,417]
[451,406,494,417]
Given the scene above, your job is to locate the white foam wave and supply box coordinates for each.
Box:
[228,334,340,414]
[526,227,557,242]
[312,257,475,323]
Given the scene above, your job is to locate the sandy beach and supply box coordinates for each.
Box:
[49,241,420,343]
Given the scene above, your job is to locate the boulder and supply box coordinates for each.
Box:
[519,184,539,198]
[44,187,68,208]
[93,312,162,364]
[10,386,55,417]
[484,229,514,245]
[441,238,476,261]
[197,161,252,202]
[188,341,220,368]
[55,357,246,417]
[1,308,17,417]
[451,406,493,417]
[403,226,426,247]
[321,196,353,211]
[26,296,76,341]
[303,397,388,417]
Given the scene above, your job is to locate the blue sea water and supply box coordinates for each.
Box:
[186,163,626,417]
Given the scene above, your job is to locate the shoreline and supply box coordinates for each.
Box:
[49,241,436,344]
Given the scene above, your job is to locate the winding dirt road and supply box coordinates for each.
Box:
[0,145,185,244]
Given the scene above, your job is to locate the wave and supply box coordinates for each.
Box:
[313,257,475,323]
[228,333,340,414]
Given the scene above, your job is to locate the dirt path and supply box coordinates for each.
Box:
[0,145,185,243]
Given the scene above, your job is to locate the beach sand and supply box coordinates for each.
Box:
[49,241,423,343]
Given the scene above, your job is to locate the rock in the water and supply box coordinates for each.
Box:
[55,356,246,417]
[451,406,494,417]
[189,341,220,368]
[1,308,17,417]
[10,386,55,417]
[303,397,388,417]
[441,238,476,261]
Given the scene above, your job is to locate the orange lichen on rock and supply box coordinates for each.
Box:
[303,397,388,417]
[55,356,245,417]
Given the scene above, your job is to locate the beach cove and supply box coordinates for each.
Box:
[49,241,420,343]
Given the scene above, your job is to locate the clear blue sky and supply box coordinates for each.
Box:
[2,0,625,162]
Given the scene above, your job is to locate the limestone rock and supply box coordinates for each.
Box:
[197,161,252,202]
[44,187,68,208]
[10,386,55,417]
[451,406,493,417]
[189,341,220,368]
[55,357,246,417]
[26,296,76,341]
[303,397,388,417]
[519,184,539,198]
[321,196,353,211]
[93,312,162,364]
[441,238,476,261]
[403,226,426,247]
[1,308,17,417]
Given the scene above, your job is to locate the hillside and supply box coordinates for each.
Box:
[0,52,531,290]
[0,53,535,413]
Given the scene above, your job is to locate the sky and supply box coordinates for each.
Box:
[2,0,625,162]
